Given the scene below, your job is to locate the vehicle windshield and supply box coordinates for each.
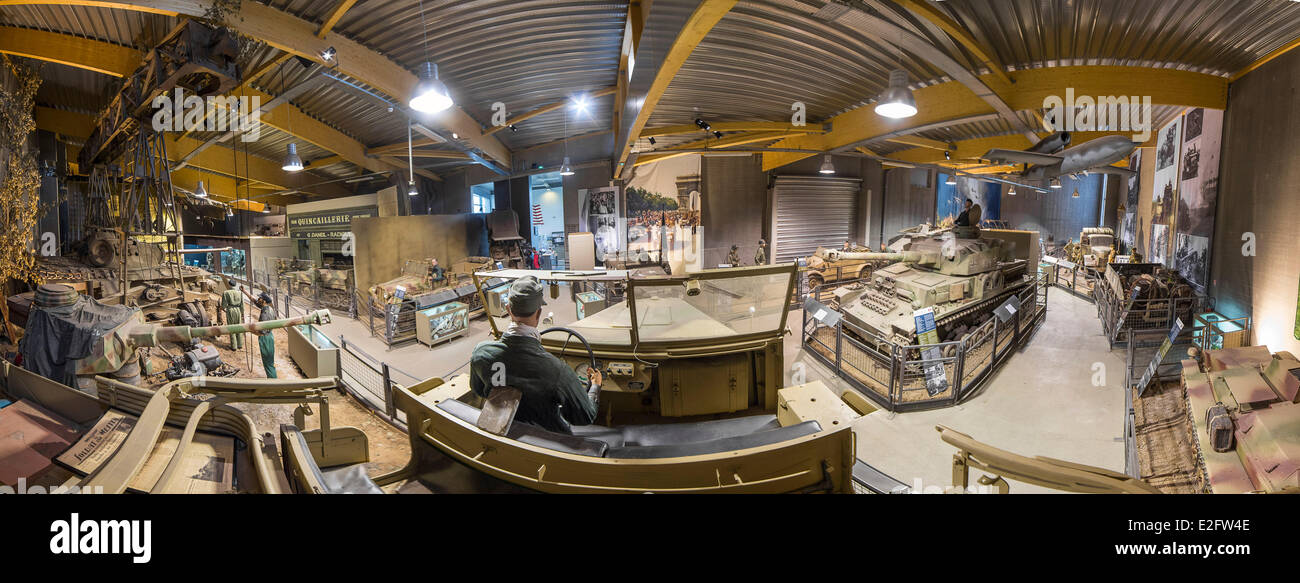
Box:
[630,271,792,343]
[475,267,793,347]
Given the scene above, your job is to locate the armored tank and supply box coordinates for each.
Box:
[18,284,330,391]
[1177,346,1300,493]
[13,235,220,327]
[829,228,1029,347]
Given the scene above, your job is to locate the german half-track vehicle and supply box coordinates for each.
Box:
[830,228,1029,347]
[19,284,329,392]
[369,257,492,306]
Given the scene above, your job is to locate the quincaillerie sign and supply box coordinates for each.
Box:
[287,206,378,239]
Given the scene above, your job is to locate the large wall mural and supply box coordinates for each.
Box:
[1149,117,1183,266]
[624,154,704,273]
[936,175,1001,225]
[1173,108,1223,291]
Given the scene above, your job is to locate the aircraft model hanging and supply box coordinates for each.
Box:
[982,133,1138,181]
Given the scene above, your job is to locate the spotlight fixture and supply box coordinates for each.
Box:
[694,118,711,131]
[509,124,518,132]
[194,180,208,198]
[1049,177,1062,189]
[410,61,453,113]
[713,131,723,139]
[944,150,951,161]
[225,206,234,218]
[282,142,304,171]
[560,156,575,176]
[875,69,917,119]
[647,136,656,145]
[320,46,337,62]
[818,155,835,175]
[945,174,957,186]
[451,132,458,139]
[572,95,589,113]
[408,181,419,196]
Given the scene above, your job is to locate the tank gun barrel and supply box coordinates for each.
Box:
[826,250,919,263]
[130,309,331,345]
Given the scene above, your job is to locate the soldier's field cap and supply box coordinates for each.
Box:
[508,275,547,315]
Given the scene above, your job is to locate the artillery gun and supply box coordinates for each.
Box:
[829,228,1029,348]
[19,284,330,392]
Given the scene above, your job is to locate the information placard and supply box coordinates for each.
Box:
[913,307,949,396]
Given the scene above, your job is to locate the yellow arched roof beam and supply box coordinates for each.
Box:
[0,0,512,168]
[763,65,1227,171]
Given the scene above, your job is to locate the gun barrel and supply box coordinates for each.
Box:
[827,250,914,262]
[136,310,332,345]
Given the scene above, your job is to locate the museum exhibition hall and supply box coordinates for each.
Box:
[1,0,1299,498]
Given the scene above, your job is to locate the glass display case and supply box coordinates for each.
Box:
[416,301,470,347]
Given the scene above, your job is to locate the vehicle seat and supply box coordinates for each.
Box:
[606,421,822,459]
[436,399,608,457]
[280,424,383,494]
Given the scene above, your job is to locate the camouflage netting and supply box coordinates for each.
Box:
[0,55,43,287]
[19,287,134,386]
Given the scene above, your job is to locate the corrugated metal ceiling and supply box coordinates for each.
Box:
[5,0,1300,182]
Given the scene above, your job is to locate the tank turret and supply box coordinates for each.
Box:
[827,232,1015,276]
[831,231,1028,347]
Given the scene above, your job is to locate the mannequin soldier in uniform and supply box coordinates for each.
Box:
[754,239,767,265]
[218,278,245,350]
[253,292,277,378]
[727,244,740,267]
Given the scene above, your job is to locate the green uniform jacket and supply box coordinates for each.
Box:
[470,335,597,434]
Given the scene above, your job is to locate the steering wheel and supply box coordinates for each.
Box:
[540,326,598,384]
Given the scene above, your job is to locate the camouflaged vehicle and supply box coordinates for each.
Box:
[1180,346,1300,493]
[13,233,219,327]
[802,244,890,290]
[1066,227,1115,268]
[285,267,353,305]
[369,257,491,305]
[21,284,330,392]
[830,227,1030,347]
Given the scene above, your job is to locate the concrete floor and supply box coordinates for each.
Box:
[310,285,1126,493]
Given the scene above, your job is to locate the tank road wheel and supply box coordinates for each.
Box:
[807,274,825,290]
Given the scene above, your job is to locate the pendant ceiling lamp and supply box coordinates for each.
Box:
[875,69,917,119]
[409,1,453,114]
[407,123,419,195]
[560,108,574,176]
[945,174,957,185]
[819,155,835,174]
[1049,177,1062,189]
[410,62,453,113]
[282,142,304,172]
[194,180,208,198]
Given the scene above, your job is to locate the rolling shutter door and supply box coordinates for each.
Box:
[772,175,860,264]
